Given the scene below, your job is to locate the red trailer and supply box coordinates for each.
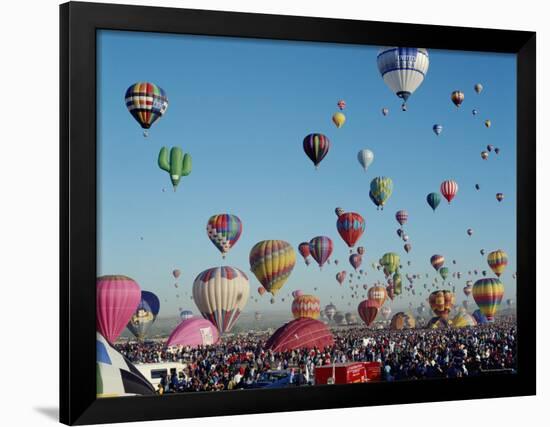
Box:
[362,361,382,381]
[314,362,367,385]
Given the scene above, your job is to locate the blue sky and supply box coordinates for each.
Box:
[97,30,516,317]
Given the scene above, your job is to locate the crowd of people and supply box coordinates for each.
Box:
[115,320,517,394]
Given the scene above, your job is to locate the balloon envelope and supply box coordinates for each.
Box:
[165,317,220,347]
[97,275,142,343]
[265,318,334,351]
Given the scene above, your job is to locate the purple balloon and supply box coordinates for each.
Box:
[166,317,220,347]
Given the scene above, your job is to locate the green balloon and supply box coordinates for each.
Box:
[158,147,192,191]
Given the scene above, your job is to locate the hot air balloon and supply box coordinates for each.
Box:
[430,255,445,271]
[474,83,483,94]
[480,249,486,256]
[180,309,193,320]
[324,304,337,321]
[367,285,387,309]
[336,212,365,248]
[333,311,346,325]
[472,309,488,325]
[481,151,489,160]
[292,290,304,299]
[358,299,378,326]
[433,124,443,136]
[345,312,358,325]
[332,112,346,128]
[440,180,458,204]
[206,214,242,258]
[402,234,409,242]
[125,82,168,137]
[309,236,333,269]
[303,133,330,169]
[463,286,472,297]
[487,144,494,152]
[357,246,365,256]
[386,285,395,300]
[451,90,465,108]
[467,228,473,236]
[292,294,321,319]
[404,243,412,253]
[475,184,480,190]
[337,100,346,110]
[335,207,345,217]
[166,317,220,348]
[426,192,441,212]
[484,119,491,128]
[393,272,403,295]
[439,267,449,281]
[496,193,504,202]
[96,275,141,343]
[254,311,263,322]
[250,240,296,295]
[257,286,266,296]
[395,210,408,227]
[265,318,334,351]
[382,107,389,116]
[487,250,508,277]
[381,305,392,320]
[390,312,415,330]
[370,177,393,209]
[494,147,500,154]
[298,242,311,263]
[349,254,362,270]
[376,47,429,109]
[357,149,374,172]
[172,269,181,279]
[158,147,192,191]
[193,266,250,334]
[380,252,400,275]
[127,290,160,341]
[428,290,455,319]
[472,109,478,116]
[472,278,504,321]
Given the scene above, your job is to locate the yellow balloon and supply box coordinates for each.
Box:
[332,112,346,128]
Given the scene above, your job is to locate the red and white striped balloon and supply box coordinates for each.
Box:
[440,180,458,203]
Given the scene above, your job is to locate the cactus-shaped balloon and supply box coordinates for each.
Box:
[158,147,192,191]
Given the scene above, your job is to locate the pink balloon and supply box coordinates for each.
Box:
[96,275,141,343]
[166,317,220,347]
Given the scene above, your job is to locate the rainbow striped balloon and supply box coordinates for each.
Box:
[291,295,321,319]
[487,250,508,277]
[472,278,504,321]
[249,240,296,296]
[309,236,333,269]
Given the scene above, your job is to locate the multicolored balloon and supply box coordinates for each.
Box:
[337,100,346,110]
[291,294,321,319]
[395,210,408,227]
[96,275,141,343]
[309,236,334,269]
[428,290,455,318]
[370,177,393,209]
[249,240,296,295]
[496,193,504,202]
[430,254,445,271]
[472,278,504,321]
[382,107,389,116]
[193,266,250,334]
[125,82,168,136]
[126,290,160,341]
[303,133,330,169]
[298,242,311,263]
[349,254,362,271]
[440,180,458,204]
[377,47,429,109]
[487,249,508,277]
[206,214,242,258]
[367,285,387,309]
[336,212,365,248]
[481,151,489,160]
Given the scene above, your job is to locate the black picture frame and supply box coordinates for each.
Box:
[60,1,536,425]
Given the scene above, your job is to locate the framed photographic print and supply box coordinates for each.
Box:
[60,1,536,425]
